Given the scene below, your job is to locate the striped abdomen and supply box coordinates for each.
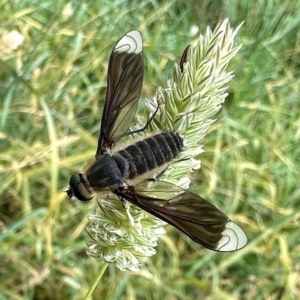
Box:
[118,132,184,179]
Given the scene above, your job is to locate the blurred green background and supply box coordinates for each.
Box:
[1,0,300,299]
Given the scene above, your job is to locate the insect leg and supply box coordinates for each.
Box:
[146,158,190,181]
[113,103,160,140]
[116,193,135,226]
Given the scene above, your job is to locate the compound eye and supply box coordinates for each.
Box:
[67,173,94,201]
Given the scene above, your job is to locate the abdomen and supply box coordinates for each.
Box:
[117,132,184,179]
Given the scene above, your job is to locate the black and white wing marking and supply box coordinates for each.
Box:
[96,30,143,158]
[115,181,248,252]
[179,45,190,72]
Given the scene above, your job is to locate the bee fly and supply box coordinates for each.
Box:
[67,30,248,252]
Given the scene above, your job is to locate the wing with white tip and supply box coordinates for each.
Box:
[96,30,143,158]
[115,181,248,252]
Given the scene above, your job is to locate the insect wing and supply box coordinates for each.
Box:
[96,30,143,157]
[117,181,247,252]
[179,45,190,72]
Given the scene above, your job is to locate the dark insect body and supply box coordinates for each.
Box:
[67,30,248,252]
[86,132,183,192]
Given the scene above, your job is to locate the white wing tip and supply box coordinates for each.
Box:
[115,30,142,54]
[216,221,248,252]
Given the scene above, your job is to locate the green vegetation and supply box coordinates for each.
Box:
[1,0,299,299]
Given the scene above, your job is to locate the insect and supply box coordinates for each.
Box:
[67,30,247,252]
